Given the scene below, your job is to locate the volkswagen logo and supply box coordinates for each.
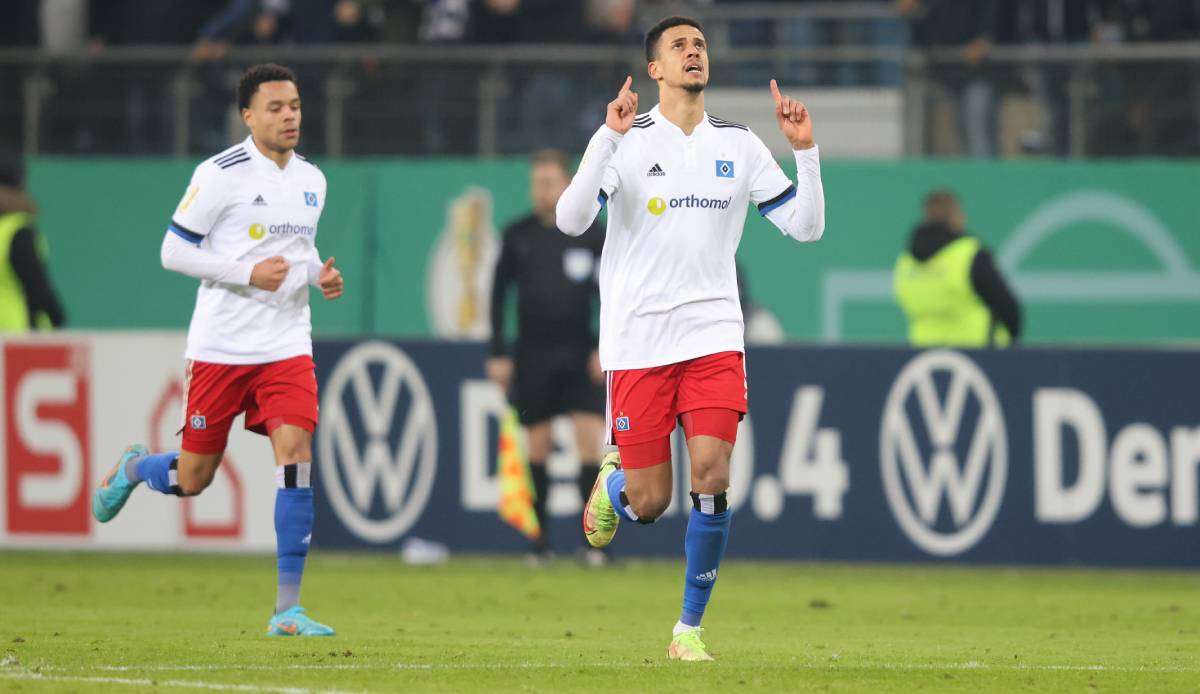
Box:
[880,350,1007,556]
[318,342,438,544]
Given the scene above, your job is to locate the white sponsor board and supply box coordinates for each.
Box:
[0,332,276,551]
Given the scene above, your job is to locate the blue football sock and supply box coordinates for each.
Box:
[275,463,313,614]
[136,452,181,495]
[680,491,731,627]
[605,468,639,523]
[124,456,144,483]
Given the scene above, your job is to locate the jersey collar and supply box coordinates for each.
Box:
[647,104,710,138]
[243,135,295,174]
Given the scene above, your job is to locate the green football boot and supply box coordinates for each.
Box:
[668,627,715,662]
[582,451,621,549]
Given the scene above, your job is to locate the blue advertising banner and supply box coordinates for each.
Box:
[311,340,1200,566]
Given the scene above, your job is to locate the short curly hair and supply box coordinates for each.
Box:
[237,63,298,110]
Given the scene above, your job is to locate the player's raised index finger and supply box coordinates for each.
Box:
[769,79,783,105]
[619,75,632,96]
[323,256,336,270]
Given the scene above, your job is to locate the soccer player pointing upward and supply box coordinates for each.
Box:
[92,64,342,637]
[557,16,825,661]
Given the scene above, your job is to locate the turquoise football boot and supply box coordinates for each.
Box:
[92,444,149,523]
[266,606,336,636]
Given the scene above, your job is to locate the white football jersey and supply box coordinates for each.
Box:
[169,136,327,364]
[557,105,825,371]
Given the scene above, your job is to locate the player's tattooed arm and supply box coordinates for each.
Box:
[769,79,815,151]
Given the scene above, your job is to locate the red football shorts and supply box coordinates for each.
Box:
[181,355,319,454]
[607,351,747,468]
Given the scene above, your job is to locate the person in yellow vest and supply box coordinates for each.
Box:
[894,189,1020,347]
[0,158,66,333]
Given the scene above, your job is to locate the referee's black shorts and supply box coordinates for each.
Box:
[512,343,605,425]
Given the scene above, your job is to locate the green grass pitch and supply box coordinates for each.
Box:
[1,551,1196,692]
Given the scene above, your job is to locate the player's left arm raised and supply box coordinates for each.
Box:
[770,79,814,151]
[748,80,826,243]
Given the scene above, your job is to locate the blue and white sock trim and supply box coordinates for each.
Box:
[275,462,312,489]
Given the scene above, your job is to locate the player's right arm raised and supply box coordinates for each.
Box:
[749,80,826,243]
[556,76,637,236]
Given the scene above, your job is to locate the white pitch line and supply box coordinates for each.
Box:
[0,671,355,693]
[27,661,1200,675]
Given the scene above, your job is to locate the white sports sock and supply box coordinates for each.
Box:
[673,620,698,636]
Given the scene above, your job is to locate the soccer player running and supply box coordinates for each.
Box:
[557,17,825,661]
[91,64,343,637]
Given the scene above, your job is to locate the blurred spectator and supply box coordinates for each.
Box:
[997,0,1097,156]
[894,189,1020,347]
[420,0,471,42]
[465,1,590,152]
[331,0,386,42]
[417,0,477,153]
[193,0,385,52]
[467,0,587,43]
[721,0,905,87]
[91,0,225,47]
[1086,0,1200,156]
[0,156,66,333]
[585,0,640,44]
[900,0,999,157]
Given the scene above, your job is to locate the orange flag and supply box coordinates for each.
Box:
[497,406,541,541]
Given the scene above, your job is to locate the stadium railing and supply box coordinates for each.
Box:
[1,40,1198,158]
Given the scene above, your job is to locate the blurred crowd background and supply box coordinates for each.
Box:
[2,0,1199,158]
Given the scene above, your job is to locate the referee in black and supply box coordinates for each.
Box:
[488,149,606,565]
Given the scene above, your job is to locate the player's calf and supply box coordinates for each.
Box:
[174,453,223,496]
[621,483,672,523]
[609,437,673,523]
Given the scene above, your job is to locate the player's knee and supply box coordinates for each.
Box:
[692,465,729,495]
[275,445,311,467]
[274,449,307,465]
[627,486,672,521]
[177,465,215,496]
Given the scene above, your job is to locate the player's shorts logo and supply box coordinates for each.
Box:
[616,416,631,431]
[880,350,1007,557]
[647,197,667,216]
[715,160,735,178]
[189,413,207,430]
[304,192,319,207]
[248,224,266,240]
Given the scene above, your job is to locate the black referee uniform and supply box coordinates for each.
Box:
[489,213,605,424]
[490,211,605,555]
